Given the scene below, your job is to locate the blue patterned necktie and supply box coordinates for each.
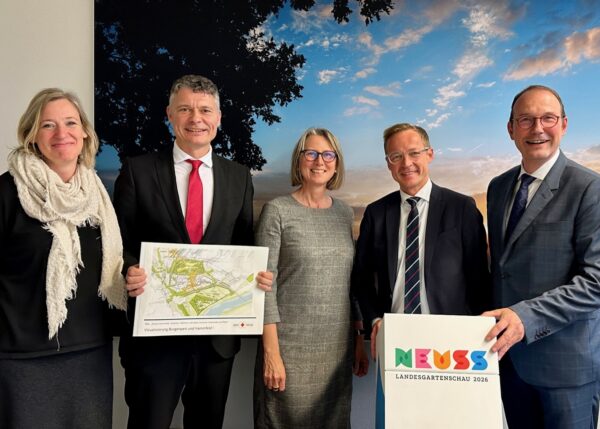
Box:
[404,197,421,314]
[505,173,535,244]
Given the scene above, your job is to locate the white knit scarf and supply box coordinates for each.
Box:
[8,151,127,339]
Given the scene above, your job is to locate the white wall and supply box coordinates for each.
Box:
[0,0,94,174]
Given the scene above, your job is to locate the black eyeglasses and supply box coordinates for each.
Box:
[385,147,430,164]
[300,150,337,163]
[513,114,562,130]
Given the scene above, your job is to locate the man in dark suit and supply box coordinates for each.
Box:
[483,85,600,429]
[113,75,272,429]
[352,123,490,358]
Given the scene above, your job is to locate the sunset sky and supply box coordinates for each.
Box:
[97,0,600,204]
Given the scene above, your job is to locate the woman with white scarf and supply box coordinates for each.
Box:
[0,88,127,429]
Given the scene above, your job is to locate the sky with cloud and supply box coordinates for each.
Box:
[96,0,600,207]
[250,0,600,190]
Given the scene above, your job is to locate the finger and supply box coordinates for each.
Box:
[128,287,144,297]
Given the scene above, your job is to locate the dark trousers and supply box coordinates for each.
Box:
[120,336,235,429]
[500,357,600,429]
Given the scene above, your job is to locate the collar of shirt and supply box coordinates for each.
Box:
[399,178,432,205]
[518,149,560,182]
[172,142,214,168]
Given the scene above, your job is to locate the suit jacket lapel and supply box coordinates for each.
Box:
[424,184,442,287]
[155,149,189,242]
[492,167,519,260]
[385,192,401,292]
[502,152,566,257]
[203,155,224,241]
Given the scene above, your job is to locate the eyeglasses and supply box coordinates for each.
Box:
[300,150,337,163]
[513,114,562,130]
[385,147,430,164]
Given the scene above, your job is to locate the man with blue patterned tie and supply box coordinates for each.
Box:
[352,123,491,359]
[484,85,600,429]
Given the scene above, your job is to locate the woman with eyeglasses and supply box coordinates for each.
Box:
[253,128,369,428]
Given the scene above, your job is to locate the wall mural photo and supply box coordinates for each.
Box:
[95,0,600,234]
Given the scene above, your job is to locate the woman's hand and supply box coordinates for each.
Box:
[125,265,146,297]
[256,271,273,292]
[263,350,286,392]
[353,334,369,377]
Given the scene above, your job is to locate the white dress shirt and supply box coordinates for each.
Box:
[390,179,432,315]
[173,143,214,235]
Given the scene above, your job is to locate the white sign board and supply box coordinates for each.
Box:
[375,313,502,429]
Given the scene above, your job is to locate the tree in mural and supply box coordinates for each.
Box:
[95,0,392,170]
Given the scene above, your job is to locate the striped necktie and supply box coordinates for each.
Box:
[404,197,421,314]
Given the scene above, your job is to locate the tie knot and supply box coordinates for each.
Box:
[407,197,420,208]
[520,174,535,188]
[186,159,202,171]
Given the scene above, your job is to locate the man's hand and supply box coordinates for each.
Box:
[370,319,382,361]
[482,308,525,359]
[256,271,273,292]
[125,265,147,297]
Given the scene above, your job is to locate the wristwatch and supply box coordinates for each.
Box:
[355,328,366,337]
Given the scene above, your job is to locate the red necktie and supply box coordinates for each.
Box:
[185,160,203,244]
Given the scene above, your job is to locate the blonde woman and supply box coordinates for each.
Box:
[0,88,127,429]
[254,128,368,428]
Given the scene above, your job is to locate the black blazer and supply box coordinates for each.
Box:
[352,183,491,325]
[113,147,254,358]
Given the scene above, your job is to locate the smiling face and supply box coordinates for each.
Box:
[299,134,337,189]
[386,129,433,196]
[508,88,567,173]
[35,98,87,178]
[167,87,221,158]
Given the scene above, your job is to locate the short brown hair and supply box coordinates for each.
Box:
[510,85,566,121]
[169,74,220,109]
[15,88,99,168]
[383,123,430,152]
[290,128,345,190]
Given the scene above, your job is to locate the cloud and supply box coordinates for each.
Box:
[427,112,451,128]
[426,108,438,117]
[476,81,496,88]
[357,31,386,65]
[317,68,346,84]
[504,48,565,80]
[364,82,401,97]
[446,147,463,152]
[354,67,376,79]
[461,3,514,47]
[565,27,600,63]
[505,27,600,80]
[290,9,326,33]
[343,106,373,116]
[383,25,433,51]
[453,51,493,79]
[433,82,466,108]
[353,96,379,106]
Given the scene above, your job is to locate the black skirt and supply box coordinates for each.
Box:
[0,343,113,429]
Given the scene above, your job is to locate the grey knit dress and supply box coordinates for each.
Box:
[254,195,355,429]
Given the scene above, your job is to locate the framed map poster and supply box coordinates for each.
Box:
[133,242,268,336]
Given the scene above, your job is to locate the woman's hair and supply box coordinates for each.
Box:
[289,127,345,190]
[15,88,99,168]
